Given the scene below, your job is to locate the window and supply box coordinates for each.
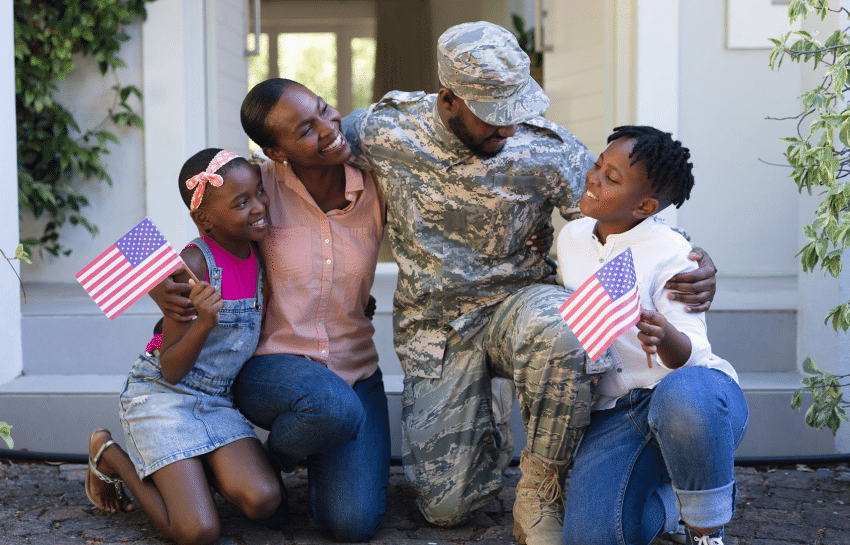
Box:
[247,1,376,149]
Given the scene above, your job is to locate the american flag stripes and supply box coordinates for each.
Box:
[75,217,184,320]
[559,248,641,361]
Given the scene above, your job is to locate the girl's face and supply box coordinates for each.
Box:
[262,84,352,168]
[579,136,656,237]
[198,163,269,258]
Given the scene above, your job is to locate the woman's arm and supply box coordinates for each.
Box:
[148,271,196,322]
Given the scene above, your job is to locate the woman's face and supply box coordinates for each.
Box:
[262,84,352,168]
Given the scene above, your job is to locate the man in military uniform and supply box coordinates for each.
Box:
[344,21,716,545]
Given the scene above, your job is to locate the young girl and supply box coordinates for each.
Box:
[85,149,283,545]
[559,126,747,545]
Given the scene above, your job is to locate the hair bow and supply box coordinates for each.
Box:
[187,150,239,210]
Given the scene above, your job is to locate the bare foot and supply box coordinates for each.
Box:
[85,429,134,513]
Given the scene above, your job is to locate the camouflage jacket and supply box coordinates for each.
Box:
[344,91,595,378]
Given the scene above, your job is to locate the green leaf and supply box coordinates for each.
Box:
[14,243,30,264]
[791,389,803,410]
[803,357,819,375]
[0,422,12,449]
[816,238,829,258]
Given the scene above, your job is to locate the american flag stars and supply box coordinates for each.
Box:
[596,250,636,300]
[116,219,172,266]
[75,217,184,320]
[559,248,642,361]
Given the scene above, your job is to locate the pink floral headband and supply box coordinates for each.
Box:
[186,150,240,210]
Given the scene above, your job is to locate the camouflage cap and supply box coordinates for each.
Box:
[437,21,549,126]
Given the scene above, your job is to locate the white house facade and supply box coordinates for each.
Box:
[2,0,848,458]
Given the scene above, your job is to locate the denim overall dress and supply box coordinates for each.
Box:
[119,237,264,479]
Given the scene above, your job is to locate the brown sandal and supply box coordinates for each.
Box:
[85,428,125,511]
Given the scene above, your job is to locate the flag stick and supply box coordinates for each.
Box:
[181,259,201,284]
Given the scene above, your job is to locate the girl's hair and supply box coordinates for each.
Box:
[177,148,249,210]
[240,78,301,149]
[608,125,694,209]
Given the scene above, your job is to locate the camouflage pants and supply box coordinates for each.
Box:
[401,283,602,526]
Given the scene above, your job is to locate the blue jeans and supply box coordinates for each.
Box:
[233,354,390,542]
[563,367,748,545]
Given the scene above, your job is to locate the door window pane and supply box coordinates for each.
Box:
[352,37,376,109]
[247,33,270,91]
[279,33,337,105]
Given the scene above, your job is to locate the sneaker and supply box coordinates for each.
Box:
[665,521,686,544]
[683,525,724,545]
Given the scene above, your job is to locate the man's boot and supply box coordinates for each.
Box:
[513,448,569,545]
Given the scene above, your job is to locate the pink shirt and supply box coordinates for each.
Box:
[189,236,257,300]
[254,160,386,386]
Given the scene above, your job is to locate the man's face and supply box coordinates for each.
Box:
[447,98,518,158]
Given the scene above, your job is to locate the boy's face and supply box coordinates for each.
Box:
[579,137,657,233]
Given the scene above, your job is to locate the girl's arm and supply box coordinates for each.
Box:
[158,246,223,384]
[636,309,691,369]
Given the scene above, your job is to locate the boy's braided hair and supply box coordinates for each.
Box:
[608,125,694,209]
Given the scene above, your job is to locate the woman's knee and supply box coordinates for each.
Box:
[319,505,383,542]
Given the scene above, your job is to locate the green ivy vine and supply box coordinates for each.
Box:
[15,0,156,256]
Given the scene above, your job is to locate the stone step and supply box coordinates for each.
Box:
[0,372,838,458]
[19,276,797,376]
[7,276,833,459]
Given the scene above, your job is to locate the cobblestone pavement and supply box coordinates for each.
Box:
[1,459,849,544]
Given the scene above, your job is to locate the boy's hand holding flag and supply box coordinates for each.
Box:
[559,248,650,366]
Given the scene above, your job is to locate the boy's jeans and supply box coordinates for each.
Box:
[563,366,748,545]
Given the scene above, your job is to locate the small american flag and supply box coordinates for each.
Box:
[559,248,641,361]
[75,217,184,320]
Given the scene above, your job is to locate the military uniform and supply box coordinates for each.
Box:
[342,20,612,529]
[345,87,610,522]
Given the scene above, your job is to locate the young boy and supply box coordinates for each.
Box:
[558,126,747,545]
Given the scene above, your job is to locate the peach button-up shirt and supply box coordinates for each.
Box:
[254,160,386,386]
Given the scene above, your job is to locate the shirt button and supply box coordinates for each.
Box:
[324,238,330,244]
[617,368,622,373]
[318,321,323,327]
[599,258,605,263]
[325,280,331,284]
[326,258,331,264]
[347,194,353,200]
[321,350,327,355]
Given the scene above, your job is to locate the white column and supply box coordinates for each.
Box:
[635,0,679,227]
[142,0,207,249]
[0,2,22,384]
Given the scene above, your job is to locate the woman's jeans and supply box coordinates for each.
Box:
[563,367,749,545]
[233,354,391,542]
